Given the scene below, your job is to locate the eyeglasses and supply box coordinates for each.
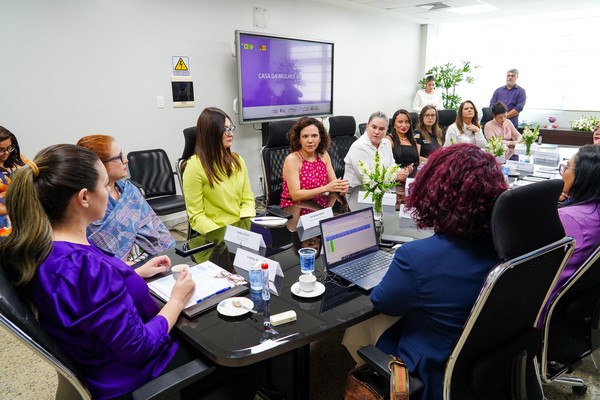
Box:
[214,270,246,286]
[223,125,236,135]
[559,164,575,175]
[103,152,125,164]
[424,114,437,119]
[0,145,15,155]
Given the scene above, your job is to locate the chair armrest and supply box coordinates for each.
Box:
[357,345,392,380]
[128,179,146,197]
[357,345,425,396]
[131,359,215,400]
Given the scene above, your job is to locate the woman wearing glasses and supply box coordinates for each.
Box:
[413,105,443,160]
[0,126,29,239]
[183,107,255,235]
[77,135,175,264]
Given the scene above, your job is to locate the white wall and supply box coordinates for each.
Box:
[0,0,422,197]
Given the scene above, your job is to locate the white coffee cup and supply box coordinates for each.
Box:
[298,274,316,292]
[171,264,189,280]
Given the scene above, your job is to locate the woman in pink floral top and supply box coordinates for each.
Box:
[280,117,349,229]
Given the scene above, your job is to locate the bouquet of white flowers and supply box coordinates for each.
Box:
[485,135,505,157]
[521,124,540,156]
[570,115,600,132]
[358,151,399,213]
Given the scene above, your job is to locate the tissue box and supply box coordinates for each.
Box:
[506,160,535,175]
[534,152,560,167]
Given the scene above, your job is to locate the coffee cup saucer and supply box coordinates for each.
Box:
[291,281,325,298]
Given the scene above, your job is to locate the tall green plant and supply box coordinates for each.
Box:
[418,61,478,110]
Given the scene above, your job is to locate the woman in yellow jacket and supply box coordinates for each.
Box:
[183,107,255,235]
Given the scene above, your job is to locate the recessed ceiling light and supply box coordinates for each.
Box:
[447,3,497,15]
[416,2,451,11]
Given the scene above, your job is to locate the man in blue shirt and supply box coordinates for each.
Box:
[490,68,527,128]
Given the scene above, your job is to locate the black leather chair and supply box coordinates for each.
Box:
[127,149,186,216]
[480,107,493,127]
[0,261,215,400]
[409,112,419,129]
[358,123,367,136]
[358,180,575,400]
[540,242,600,395]
[261,120,294,207]
[437,109,457,135]
[327,116,357,179]
[175,127,198,240]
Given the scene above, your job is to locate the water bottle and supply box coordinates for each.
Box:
[249,262,262,293]
[261,262,270,301]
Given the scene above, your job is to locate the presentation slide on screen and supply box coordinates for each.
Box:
[239,34,333,120]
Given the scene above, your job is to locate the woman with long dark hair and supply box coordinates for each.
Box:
[183,107,255,235]
[444,100,487,148]
[385,109,419,177]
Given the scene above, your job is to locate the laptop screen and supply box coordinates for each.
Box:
[320,208,379,266]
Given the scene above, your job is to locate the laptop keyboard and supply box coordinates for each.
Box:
[334,251,393,281]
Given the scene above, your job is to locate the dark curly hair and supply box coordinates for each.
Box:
[288,117,330,155]
[405,144,508,238]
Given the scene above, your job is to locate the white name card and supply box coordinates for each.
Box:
[357,191,396,206]
[405,178,415,197]
[233,248,283,295]
[297,207,334,230]
[224,225,265,252]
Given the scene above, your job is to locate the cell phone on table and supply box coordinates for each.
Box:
[174,237,215,257]
[266,207,292,219]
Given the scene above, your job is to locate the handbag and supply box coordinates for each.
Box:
[344,356,410,400]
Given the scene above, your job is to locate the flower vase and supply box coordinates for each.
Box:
[523,145,532,163]
[373,194,384,243]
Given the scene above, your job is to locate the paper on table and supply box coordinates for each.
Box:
[148,261,236,308]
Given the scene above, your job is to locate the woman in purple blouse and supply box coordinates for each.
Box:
[0,145,260,399]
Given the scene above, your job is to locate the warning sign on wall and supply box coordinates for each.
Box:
[172,56,190,76]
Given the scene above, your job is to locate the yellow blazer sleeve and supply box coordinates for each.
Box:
[238,157,256,219]
[182,156,220,235]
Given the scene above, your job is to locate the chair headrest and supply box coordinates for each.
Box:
[437,109,457,126]
[265,120,295,148]
[491,179,565,259]
[328,116,356,138]
[181,126,196,160]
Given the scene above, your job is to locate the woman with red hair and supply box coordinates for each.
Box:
[370,144,508,400]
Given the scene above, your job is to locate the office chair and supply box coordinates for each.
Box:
[358,180,574,400]
[0,261,215,400]
[540,242,600,395]
[358,123,367,136]
[327,115,357,178]
[127,149,186,216]
[480,107,493,127]
[261,120,295,207]
[437,109,457,135]
[175,126,198,240]
[409,112,419,129]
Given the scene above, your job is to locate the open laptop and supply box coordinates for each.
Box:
[319,208,394,290]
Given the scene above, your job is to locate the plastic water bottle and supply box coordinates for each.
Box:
[249,262,262,293]
[261,262,270,301]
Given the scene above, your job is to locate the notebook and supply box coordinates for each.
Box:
[319,208,394,290]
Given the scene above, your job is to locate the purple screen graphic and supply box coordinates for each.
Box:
[236,32,334,123]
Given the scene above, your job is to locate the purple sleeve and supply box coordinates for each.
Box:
[515,87,527,112]
[51,252,171,364]
[490,88,498,107]
[559,210,585,270]
[371,246,421,316]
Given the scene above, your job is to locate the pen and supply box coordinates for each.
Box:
[196,286,232,303]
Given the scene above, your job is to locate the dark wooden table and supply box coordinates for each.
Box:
[518,127,593,146]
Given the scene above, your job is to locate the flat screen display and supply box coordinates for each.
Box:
[235,30,334,124]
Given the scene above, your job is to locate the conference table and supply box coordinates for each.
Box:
[154,201,432,399]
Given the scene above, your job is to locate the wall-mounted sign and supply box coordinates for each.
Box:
[172,56,190,76]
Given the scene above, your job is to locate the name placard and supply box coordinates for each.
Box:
[233,248,283,295]
[224,225,265,252]
[357,191,396,206]
[297,207,333,230]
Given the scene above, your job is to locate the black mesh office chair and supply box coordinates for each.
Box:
[437,109,457,136]
[540,242,600,394]
[480,107,493,127]
[175,126,198,240]
[127,149,186,216]
[327,116,357,179]
[261,120,294,207]
[0,261,215,400]
[358,123,367,136]
[358,180,574,400]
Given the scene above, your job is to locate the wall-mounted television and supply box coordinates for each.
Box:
[235,30,334,124]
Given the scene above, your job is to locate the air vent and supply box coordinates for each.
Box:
[416,2,452,11]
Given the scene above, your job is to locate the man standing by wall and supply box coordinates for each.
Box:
[490,69,527,128]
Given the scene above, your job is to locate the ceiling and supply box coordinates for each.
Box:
[312,0,600,24]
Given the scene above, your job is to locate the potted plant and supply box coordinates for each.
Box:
[486,135,505,163]
[419,61,479,110]
[521,124,540,162]
[570,115,600,132]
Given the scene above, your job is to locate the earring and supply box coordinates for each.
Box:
[83,204,89,209]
